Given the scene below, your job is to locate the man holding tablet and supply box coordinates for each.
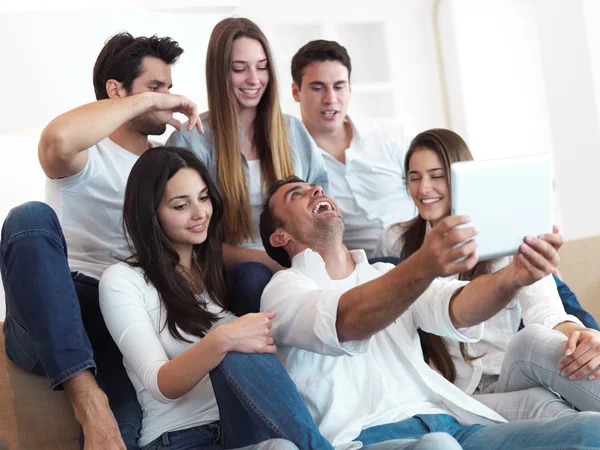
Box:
[258,176,600,449]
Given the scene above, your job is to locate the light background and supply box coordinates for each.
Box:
[1,0,600,318]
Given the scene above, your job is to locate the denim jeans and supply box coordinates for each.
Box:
[226,262,273,315]
[210,351,333,449]
[141,422,300,450]
[1,202,142,449]
[357,412,600,449]
[472,323,600,420]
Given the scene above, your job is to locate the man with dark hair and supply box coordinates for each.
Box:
[258,177,600,449]
[290,39,415,257]
[290,40,600,332]
[1,32,201,449]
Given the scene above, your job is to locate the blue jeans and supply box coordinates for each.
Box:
[226,262,273,315]
[357,412,600,449]
[1,202,141,449]
[141,422,300,450]
[210,352,332,449]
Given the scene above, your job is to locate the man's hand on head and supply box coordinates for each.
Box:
[147,92,204,134]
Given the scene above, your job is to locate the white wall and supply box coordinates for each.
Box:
[2,1,600,320]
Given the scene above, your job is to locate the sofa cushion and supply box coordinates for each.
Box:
[559,235,600,322]
[0,324,79,449]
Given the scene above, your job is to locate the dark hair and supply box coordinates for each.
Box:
[259,176,306,268]
[93,32,183,100]
[291,40,352,87]
[123,146,229,342]
[399,129,489,381]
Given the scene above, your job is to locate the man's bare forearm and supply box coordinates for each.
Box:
[449,268,521,328]
[336,252,434,342]
[39,94,154,170]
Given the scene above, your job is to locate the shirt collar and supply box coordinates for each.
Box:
[290,248,369,284]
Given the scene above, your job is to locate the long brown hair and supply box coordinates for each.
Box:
[206,17,294,245]
[123,147,230,342]
[399,129,492,381]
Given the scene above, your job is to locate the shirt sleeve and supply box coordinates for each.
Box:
[166,127,211,167]
[373,225,403,258]
[287,116,331,193]
[519,273,584,329]
[261,270,370,357]
[411,278,484,342]
[99,264,173,404]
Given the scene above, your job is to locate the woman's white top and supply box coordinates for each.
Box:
[374,223,583,394]
[99,262,235,446]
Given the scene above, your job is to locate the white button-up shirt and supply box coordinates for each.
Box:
[261,249,506,449]
[318,117,416,256]
[375,224,583,394]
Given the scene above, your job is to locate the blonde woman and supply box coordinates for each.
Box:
[167,18,328,292]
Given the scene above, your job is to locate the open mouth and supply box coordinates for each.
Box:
[240,88,260,98]
[421,198,441,205]
[311,201,334,214]
[187,223,207,232]
[321,110,338,119]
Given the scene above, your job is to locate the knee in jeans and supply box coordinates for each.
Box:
[506,323,547,357]
[416,432,461,450]
[4,201,59,235]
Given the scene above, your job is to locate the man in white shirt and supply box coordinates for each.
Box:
[1,32,202,449]
[258,176,600,449]
[290,40,416,256]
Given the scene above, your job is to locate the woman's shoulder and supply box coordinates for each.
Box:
[100,261,147,288]
[374,223,408,257]
[166,111,214,154]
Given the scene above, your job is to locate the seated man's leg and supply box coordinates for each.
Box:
[554,275,599,330]
[210,352,333,450]
[1,202,95,383]
[75,273,141,449]
[495,323,600,412]
[457,411,600,449]
[1,202,140,449]
[227,262,273,315]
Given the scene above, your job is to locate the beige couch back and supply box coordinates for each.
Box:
[559,235,600,320]
[0,330,79,449]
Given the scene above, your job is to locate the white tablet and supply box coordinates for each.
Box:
[450,153,553,261]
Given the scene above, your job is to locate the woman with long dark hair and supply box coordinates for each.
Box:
[98,147,331,450]
[374,128,600,420]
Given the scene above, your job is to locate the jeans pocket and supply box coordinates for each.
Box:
[3,315,39,371]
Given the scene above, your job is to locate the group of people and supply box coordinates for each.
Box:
[2,16,600,450]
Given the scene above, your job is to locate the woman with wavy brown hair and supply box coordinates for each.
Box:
[167,17,328,280]
[374,128,600,421]
[99,146,332,450]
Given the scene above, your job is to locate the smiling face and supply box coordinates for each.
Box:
[292,60,350,136]
[230,36,270,111]
[157,168,213,258]
[268,181,344,252]
[407,148,452,226]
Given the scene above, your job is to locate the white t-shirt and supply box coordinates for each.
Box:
[241,159,265,250]
[99,262,234,446]
[261,249,506,449]
[45,138,137,280]
[318,117,417,256]
[374,223,583,394]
